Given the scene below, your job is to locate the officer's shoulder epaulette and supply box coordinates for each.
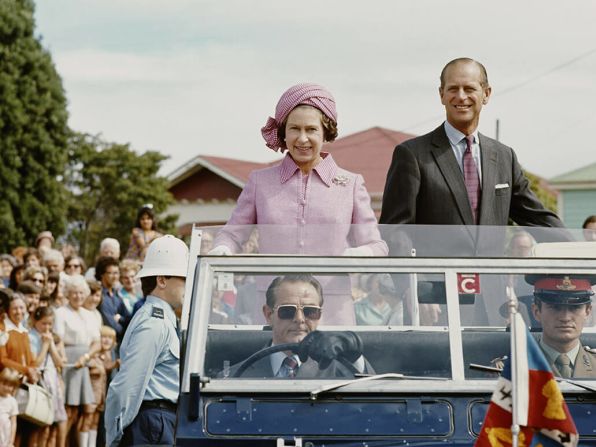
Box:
[151,306,164,319]
[583,345,596,354]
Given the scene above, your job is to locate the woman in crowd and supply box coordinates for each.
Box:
[35,231,55,257]
[355,274,403,326]
[0,292,39,384]
[125,205,162,261]
[23,248,41,269]
[0,292,40,446]
[211,83,387,324]
[64,256,86,277]
[118,260,141,314]
[29,306,68,447]
[7,265,25,292]
[23,266,47,290]
[43,249,65,275]
[16,280,42,318]
[0,255,16,288]
[54,275,101,447]
[79,318,105,447]
[45,271,63,308]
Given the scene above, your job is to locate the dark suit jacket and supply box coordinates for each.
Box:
[380,124,564,228]
[225,346,375,379]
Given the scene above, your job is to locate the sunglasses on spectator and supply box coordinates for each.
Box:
[273,304,322,320]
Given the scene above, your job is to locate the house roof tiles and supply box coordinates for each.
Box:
[168,126,415,195]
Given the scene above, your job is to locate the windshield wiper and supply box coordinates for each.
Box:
[310,372,448,400]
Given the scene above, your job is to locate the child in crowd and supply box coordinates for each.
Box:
[98,325,119,376]
[84,280,103,332]
[0,368,20,447]
[29,306,68,447]
[84,326,119,447]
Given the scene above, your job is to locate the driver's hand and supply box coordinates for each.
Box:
[297,331,363,369]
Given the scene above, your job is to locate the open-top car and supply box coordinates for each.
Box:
[175,225,596,447]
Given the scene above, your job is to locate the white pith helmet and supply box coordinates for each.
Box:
[137,235,189,278]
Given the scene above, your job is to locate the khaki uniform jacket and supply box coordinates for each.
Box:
[542,344,596,379]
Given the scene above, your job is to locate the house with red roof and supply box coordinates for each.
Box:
[167,127,415,233]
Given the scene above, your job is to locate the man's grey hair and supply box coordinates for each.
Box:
[43,249,64,266]
[100,238,120,252]
[63,274,91,297]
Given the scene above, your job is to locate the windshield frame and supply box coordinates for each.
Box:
[181,255,596,394]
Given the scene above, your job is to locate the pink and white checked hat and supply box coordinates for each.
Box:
[261,83,337,152]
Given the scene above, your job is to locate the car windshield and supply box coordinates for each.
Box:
[181,224,596,394]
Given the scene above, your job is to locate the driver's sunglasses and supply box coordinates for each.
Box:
[274,304,322,321]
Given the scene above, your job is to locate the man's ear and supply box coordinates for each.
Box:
[156,276,168,289]
[586,304,592,318]
[263,305,273,325]
[482,86,492,104]
[531,303,541,322]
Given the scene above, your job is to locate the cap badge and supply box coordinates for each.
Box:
[332,175,349,187]
[556,276,577,291]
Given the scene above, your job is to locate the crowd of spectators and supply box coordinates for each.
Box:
[0,229,143,447]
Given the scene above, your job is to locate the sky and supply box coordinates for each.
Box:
[34,0,596,180]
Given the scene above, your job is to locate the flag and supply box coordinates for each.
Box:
[475,313,578,447]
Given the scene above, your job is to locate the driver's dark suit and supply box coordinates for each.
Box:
[224,345,375,379]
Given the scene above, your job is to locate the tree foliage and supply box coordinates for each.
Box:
[525,170,558,213]
[0,0,69,251]
[65,132,177,264]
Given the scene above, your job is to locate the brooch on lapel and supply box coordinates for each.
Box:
[332,175,349,187]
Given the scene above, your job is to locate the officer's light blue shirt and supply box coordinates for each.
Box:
[105,295,180,447]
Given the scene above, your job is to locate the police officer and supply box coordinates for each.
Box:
[105,235,189,446]
[527,274,596,379]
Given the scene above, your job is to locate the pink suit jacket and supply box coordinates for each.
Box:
[215,153,387,256]
[214,153,387,325]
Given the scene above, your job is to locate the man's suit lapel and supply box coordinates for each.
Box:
[430,126,475,225]
[478,133,499,225]
[245,356,275,377]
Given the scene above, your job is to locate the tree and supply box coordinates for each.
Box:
[525,170,558,213]
[0,0,69,252]
[65,132,177,265]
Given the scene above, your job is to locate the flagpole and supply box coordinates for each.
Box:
[507,285,520,447]
[409,248,420,326]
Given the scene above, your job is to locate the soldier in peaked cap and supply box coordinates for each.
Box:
[526,274,596,379]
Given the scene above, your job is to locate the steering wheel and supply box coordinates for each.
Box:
[232,343,298,378]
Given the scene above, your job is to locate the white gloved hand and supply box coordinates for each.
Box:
[342,246,374,257]
[207,245,233,256]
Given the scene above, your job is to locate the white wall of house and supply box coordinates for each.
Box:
[168,200,237,227]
